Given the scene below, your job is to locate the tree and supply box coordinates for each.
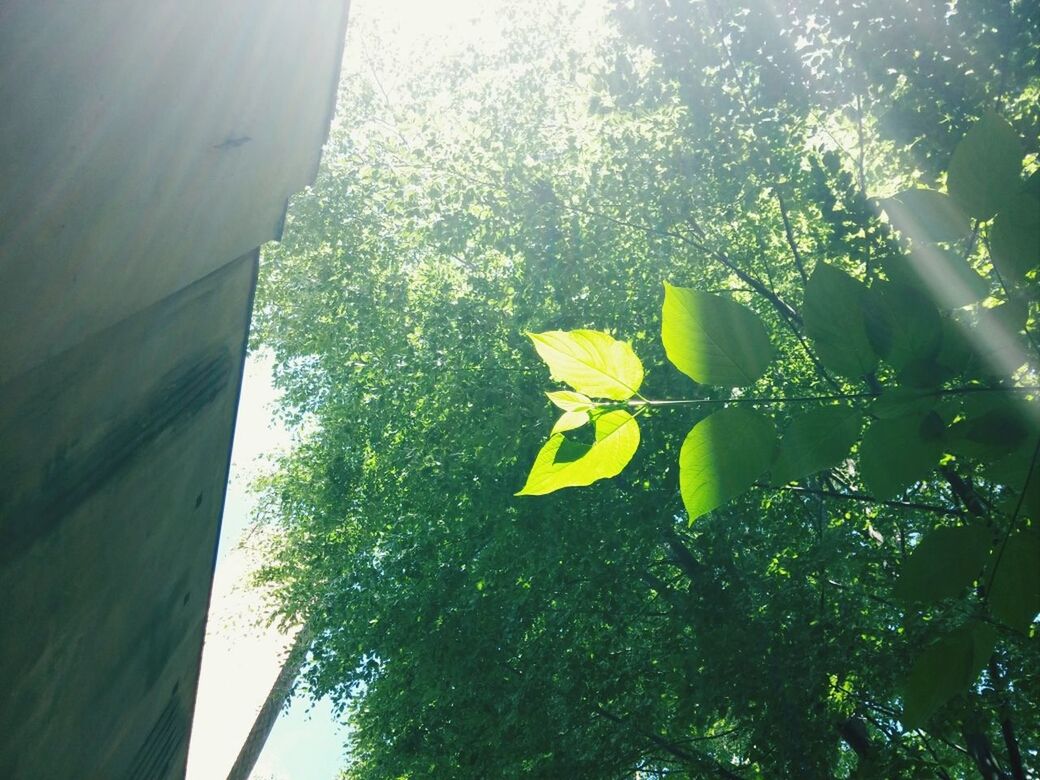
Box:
[251,1,1039,776]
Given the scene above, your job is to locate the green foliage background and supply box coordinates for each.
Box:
[252,1,1040,776]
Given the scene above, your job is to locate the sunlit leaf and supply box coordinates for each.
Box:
[551,410,590,434]
[528,330,644,400]
[859,412,944,500]
[770,405,861,485]
[679,407,776,521]
[661,282,773,386]
[546,390,595,412]
[881,189,970,243]
[989,532,1040,632]
[517,409,640,495]
[902,622,994,729]
[803,264,878,378]
[894,525,992,605]
[990,194,1040,283]
[971,302,1031,378]
[948,111,1023,220]
[893,245,990,310]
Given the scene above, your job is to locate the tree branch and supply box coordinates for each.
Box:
[767,483,964,517]
[593,705,746,780]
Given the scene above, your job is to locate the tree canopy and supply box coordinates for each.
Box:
[251,1,1040,776]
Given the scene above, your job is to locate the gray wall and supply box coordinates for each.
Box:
[0,1,349,776]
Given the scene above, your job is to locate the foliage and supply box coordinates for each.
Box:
[252,1,1040,777]
[520,112,1039,735]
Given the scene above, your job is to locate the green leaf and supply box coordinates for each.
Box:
[865,282,942,372]
[902,622,994,729]
[990,194,1040,284]
[870,388,936,420]
[859,412,944,500]
[949,406,1029,462]
[971,302,1030,378]
[933,317,975,379]
[894,525,992,605]
[551,410,590,434]
[881,189,970,243]
[529,330,644,400]
[771,405,861,485]
[894,245,990,310]
[679,407,776,521]
[803,264,879,379]
[985,433,1040,520]
[661,282,773,386]
[546,390,594,412]
[989,532,1040,632]
[517,409,640,495]
[948,111,1024,220]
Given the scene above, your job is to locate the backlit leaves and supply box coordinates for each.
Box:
[661,283,773,386]
[551,410,590,434]
[529,330,644,400]
[897,246,989,310]
[546,390,595,412]
[517,410,640,495]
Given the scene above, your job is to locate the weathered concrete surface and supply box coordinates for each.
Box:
[0,1,350,777]
[0,0,349,383]
[0,255,255,779]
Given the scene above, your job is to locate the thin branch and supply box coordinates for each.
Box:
[771,483,966,518]
[988,658,1026,780]
[593,706,746,780]
[776,190,809,286]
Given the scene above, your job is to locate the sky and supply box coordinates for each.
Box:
[186,2,522,777]
[185,350,348,780]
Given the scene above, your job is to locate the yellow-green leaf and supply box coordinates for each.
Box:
[546,390,594,412]
[517,410,640,495]
[529,330,643,400]
[551,410,590,434]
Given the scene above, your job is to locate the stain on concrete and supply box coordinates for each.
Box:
[0,350,232,567]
